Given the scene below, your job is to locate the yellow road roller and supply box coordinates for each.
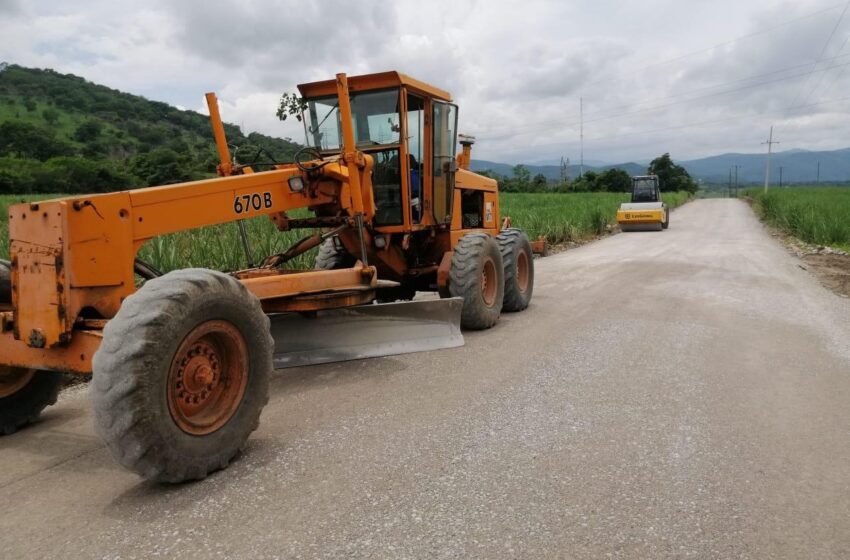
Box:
[616,175,669,232]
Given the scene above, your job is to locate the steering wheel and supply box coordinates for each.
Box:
[294,146,330,173]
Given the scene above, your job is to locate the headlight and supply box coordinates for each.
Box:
[288,176,305,192]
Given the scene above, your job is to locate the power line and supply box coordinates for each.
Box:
[802,32,850,105]
[784,0,850,117]
[509,94,850,152]
[579,53,850,121]
[582,2,848,90]
[807,26,850,103]
[482,54,850,138]
[476,6,850,141]
[481,59,850,142]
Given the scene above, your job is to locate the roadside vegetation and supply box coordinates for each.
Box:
[481,153,698,195]
[748,187,850,252]
[502,191,691,244]
[2,192,693,270]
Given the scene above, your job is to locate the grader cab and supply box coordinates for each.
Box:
[0,72,535,482]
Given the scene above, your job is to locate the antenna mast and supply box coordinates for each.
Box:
[579,97,584,179]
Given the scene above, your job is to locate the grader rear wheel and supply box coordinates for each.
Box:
[91,269,273,483]
[497,228,535,312]
[0,367,63,435]
[449,234,504,330]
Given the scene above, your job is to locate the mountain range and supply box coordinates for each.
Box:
[1,64,846,192]
[472,147,850,185]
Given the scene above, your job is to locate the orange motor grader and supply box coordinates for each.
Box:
[0,72,534,482]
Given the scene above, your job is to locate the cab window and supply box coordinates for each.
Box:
[407,95,425,223]
[432,102,457,224]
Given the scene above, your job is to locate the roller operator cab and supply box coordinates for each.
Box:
[616,175,670,231]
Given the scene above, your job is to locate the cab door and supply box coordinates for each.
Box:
[431,101,458,225]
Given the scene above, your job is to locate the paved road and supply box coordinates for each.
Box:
[2,199,850,559]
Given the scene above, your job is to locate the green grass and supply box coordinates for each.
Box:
[0,193,313,271]
[1,191,693,269]
[747,187,850,252]
[501,191,691,244]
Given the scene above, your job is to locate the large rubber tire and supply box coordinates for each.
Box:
[0,259,11,304]
[449,234,504,330]
[497,229,534,312]
[0,369,63,435]
[91,269,273,483]
[662,206,670,229]
[315,237,355,270]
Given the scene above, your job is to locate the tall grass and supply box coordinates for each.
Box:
[502,191,691,244]
[748,187,850,252]
[1,191,693,268]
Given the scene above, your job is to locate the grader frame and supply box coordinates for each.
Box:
[0,71,535,481]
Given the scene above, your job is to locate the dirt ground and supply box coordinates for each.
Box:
[772,232,850,299]
[744,196,850,299]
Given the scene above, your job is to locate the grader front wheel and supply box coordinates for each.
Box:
[0,260,64,435]
[0,259,11,304]
[91,269,273,483]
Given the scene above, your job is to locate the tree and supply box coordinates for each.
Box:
[648,153,697,193]
[532,173,548,191]
[37,157,134,194]
[513,164,531,184]
[0,121,73,160]
[596,168,632,192]
[130,148,195,186]
[500,164,532,193]
[73,120,103,143]
[571,171,599,192]
[42,107,60,126]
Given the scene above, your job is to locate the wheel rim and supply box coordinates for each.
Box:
[516,249,530,293]
[481,256,498,307]
[167,320,248,436]
[0,367,35,399]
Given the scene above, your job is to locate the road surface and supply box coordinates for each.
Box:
[1,199,849,559]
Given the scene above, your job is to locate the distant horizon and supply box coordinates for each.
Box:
[475,145,850,169]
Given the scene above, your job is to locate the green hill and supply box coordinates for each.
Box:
[0,64,301,194]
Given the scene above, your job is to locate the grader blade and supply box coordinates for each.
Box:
[270,297,464,368]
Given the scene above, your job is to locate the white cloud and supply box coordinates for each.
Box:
[1,0,848,164]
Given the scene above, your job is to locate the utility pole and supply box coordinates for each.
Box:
[817,161,820,184]
[733,164,740,197]
[579,97,584,179]
[779,166,784,187]
[762,125,779,193]
[728,167,732,198]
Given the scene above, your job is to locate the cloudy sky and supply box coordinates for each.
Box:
[1,0,849,165]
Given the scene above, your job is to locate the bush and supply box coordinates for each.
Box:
[0,121,74,161]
